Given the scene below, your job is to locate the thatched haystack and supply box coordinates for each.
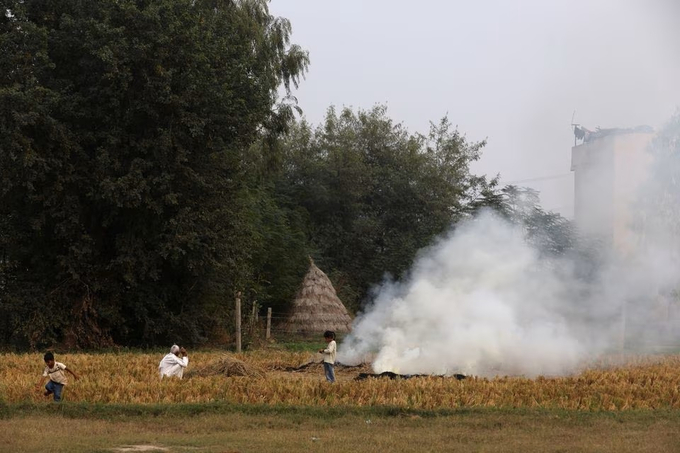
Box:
[189,355,266,378]
[280,259,353,334]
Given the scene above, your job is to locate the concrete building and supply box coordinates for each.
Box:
[570,125,655,255]
[571,125,680,350]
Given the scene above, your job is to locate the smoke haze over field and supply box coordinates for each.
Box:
[336,120,680,376]
[336,121,680,376]
[338,207,680,377]
[269,0,680,376]
[270,0,680,216]
[340,212,591,376]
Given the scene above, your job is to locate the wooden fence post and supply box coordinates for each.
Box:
[235,291,242,353]
[266,307,272,340]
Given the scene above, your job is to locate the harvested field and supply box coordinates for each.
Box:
[4,350,680,410]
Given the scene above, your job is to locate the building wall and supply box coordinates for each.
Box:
[571,132,654,253]
[611,134,654,254]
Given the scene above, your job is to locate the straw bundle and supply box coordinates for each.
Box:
[280,259,353,334]
[190,355,266,378]
[270,357,373,374]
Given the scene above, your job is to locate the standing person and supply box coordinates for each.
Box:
[318,331,336,383]
[36,352,79,402]
[159,345,189,379]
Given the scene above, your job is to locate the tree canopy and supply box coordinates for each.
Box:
[0,0,309,348]
[272,106,492,310]
[0,0,581,350]
[638,110,680,247]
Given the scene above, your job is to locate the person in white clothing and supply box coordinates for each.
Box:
[318,331,336,383]
[159,344,189,379]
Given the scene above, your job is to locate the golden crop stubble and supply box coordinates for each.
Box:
[3,351,680,410]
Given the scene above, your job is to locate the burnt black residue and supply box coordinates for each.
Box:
[355,372,466,381]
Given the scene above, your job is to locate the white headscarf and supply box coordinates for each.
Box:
[170,344,180,354]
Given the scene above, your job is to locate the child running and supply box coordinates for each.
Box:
[318,330,337,383]
[37,352,79,402]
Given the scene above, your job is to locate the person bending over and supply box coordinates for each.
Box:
[159,344,189,379]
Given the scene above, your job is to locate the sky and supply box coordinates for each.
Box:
[269,0,680,217]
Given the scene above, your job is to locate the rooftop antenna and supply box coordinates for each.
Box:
[571,110,580,146]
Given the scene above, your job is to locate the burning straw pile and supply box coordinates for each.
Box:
[189,355,266,378]
[355,371,466,381]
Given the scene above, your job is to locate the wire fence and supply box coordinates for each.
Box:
[236,311,349,346]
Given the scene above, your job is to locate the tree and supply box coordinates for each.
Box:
[0,0,308,348]
[275,105,492,310]
[638,110,680,253]
[481,185,576,256]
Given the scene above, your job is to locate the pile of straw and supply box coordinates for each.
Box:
[280,258,353,334]
[190,355,266,378]
[271,357,373,374]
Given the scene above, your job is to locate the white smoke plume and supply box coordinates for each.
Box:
[339,204,680,377]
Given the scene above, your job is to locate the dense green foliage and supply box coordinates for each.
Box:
[0,1,579,349]
[486,185,577,256]
[272,106,491,310]
[0,0,310,348]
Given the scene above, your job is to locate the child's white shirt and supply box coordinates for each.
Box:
[43,362,68,385]
[322,340,337,364]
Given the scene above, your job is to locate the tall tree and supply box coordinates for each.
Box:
[0,0,308,348]
[638,111,680,253]
[276,106,491,310]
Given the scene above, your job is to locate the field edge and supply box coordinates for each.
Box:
[3,401,680,422]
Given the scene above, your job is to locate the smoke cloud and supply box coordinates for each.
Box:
[340,211,589,376]
[340,184,680,377]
